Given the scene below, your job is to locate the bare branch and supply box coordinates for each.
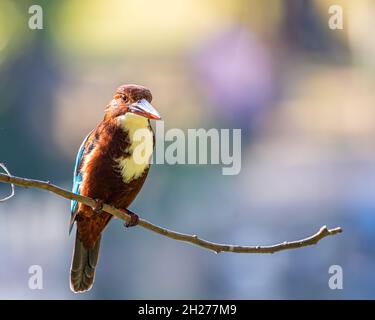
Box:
[0,172,342,254]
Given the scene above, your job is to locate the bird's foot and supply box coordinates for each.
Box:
[123,208,139,228]
[92,199,104,214]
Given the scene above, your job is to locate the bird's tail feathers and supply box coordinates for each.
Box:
[70,232,101,293]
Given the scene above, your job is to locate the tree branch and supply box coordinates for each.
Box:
[0,172,342,254]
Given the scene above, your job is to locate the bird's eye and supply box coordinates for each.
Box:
[121,95,129,103]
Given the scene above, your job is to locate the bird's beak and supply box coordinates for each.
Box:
[129,99,161,120]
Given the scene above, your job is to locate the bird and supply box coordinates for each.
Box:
[69,84,161,293]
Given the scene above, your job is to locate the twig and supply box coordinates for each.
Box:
[0,172,342,254]
[0,164,15,202]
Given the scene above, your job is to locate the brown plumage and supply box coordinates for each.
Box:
[70,84,161,292]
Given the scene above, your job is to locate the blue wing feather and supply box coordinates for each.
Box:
[69,130,93,234]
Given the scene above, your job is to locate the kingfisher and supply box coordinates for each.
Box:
[69,84,161,292]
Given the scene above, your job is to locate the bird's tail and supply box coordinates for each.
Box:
[70,232,101,293]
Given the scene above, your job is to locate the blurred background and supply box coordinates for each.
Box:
[0,0,375,299]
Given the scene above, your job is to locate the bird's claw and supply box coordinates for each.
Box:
[123,209,139,228]
[93,199,104,214]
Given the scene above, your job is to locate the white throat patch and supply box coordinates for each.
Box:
[116,113,153,182]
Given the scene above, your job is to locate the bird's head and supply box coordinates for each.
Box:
[104,84,161,121]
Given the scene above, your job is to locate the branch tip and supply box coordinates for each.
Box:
[0,164,15,202]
